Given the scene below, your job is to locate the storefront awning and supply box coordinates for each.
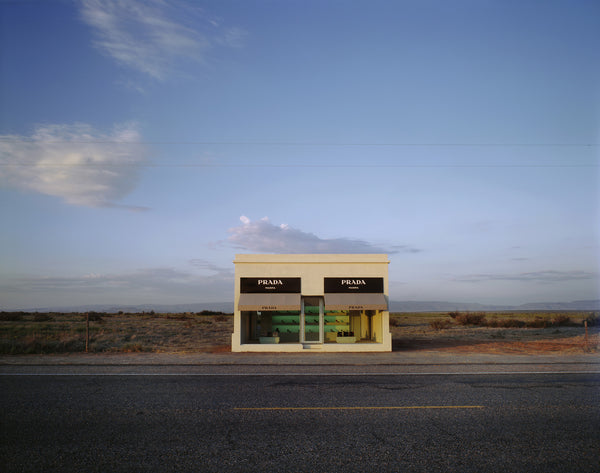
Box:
[324,293,388,311]
[238,293,301,311]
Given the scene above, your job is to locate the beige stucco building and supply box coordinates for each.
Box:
[232,254,391,352]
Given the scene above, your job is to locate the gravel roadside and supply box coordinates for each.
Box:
[1,351,598,367]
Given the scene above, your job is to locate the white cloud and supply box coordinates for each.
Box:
[79,0,245,80]
[228,216,417,254]
[0,123,147,209]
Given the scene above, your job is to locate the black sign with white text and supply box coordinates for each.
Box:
[240,277,301,293]
[324,277,384,293]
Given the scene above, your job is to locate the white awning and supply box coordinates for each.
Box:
[324,293,388,311]
[238,293,301,311]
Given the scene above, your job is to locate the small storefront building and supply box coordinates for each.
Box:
[232,254,391,352]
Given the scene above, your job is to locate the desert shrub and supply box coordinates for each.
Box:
[0,342,20,354]
[585,313,599,327]
[525,317,549,328]
[33,313,53,322]
[430,319,452,330]
[83,312,104,322]
[486,318,525,328]
[486,318,519,328]
[551,315,572,327]
[388,317,401,327]
[454,312,487,326]
[165,314,189,320]
[497,318,526,328]
[0,336,85,354]
[214,314,229,322]
[448,311,461,319]
[121,343,148,352]
[0,312,24,321]
[197,310,232,316]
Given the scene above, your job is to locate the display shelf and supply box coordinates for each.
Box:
[269,313,351,339]
[271,314,300,337]
[324,314,349,332]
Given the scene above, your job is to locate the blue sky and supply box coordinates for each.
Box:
[1,0,598,309]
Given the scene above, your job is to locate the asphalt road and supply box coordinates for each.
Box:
[1,371,599,472]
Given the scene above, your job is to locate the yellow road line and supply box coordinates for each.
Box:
[233,405,484,411]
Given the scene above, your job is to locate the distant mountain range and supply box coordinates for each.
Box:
[15,302,236,314]
[388,300,600,312]
[11,299,599,313]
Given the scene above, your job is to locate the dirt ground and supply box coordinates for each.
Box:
[391,325,599,355]
[202,317,599,355]
[207,324,599,355]
[1,312,598,355]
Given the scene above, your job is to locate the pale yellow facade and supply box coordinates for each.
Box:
[232,254,391,352]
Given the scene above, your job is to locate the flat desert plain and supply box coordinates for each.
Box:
[0,311,598,355]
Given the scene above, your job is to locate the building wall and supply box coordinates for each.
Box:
[232,254,391,352]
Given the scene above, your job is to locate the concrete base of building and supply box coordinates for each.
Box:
[231,333,392,352]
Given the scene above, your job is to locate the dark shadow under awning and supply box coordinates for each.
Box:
[324,293,388,311]
[238,293,301,311]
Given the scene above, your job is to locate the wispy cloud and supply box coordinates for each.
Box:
[189,259,234,278]
[0,262,237,308]
[390,244,423,254]
[453,270,598,284]
[0,123,147,209]
[6,266,232,296]
[79,0,245,80]
[228,216,418,254]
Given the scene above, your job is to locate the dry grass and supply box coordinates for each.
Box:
[452,312,487,326]
[429,319,452,330]
[1,310,598,355]
[0,312,233,354]
[390,311,599,354]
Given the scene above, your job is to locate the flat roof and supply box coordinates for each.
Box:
[234,254,389,264]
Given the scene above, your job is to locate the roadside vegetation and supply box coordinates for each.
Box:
[0,311,233,355]
[388,311,598,330]
[1,310,597,355]
[444,311,596,329]
[389,311,599,353]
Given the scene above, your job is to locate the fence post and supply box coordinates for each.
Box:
[86,312,89,353]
